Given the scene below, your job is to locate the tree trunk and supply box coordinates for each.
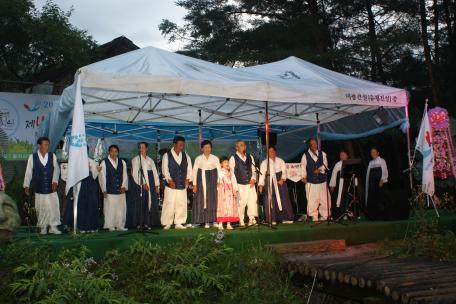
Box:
[365,0,384,82]
[419,0,440,104]
[434,0,440,65]
[308,0,330,57]
[442,0,454,49]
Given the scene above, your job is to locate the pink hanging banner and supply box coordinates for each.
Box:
[428,107,456,180]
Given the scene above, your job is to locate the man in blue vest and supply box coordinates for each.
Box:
[160,136,193,229]
[229,140,258,226]
[301,138,330,221]
[23,137,61,234]
[99,145,128,231]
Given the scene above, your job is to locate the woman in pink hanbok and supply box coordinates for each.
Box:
[217,157,239,230]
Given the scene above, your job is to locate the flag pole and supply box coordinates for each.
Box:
[405,94,413,192]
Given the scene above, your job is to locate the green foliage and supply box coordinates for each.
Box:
[0,236,305,304]
[160,0,456,115]
[0,0,97,87]
[382,206,456,261]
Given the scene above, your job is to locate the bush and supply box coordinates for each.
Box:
[382,207,456,261]
[0,236,305,304]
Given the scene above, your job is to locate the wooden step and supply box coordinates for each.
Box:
[266,239,346,254]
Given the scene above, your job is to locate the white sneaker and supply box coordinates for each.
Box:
[186,223,194,228]
[163,225,171,230]
[175,224,187,230]
[282,220,294,224]
[117,227,128,231]
[226,223,233,230]
[271,221,277,225]
[218,223,224,230]
[49,226,62,234]
[248,217,257,225]
[39,227,47,235]
[108,227,116,232]
[213,222,219,228]
[239,221,246,227]
[204,223,210,229]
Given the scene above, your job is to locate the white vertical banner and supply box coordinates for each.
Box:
[415,105,435,196]
[65,73,89,232]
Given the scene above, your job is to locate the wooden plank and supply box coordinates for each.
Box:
[384,269,456,297]
[267,239,346,254]
[410,294,456,304]
[395,280,456,302]
[406,288,456,304]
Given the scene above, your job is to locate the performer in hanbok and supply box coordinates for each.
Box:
[365,147,389,220]
[23,137,61,234]
[301,138,330,222]
[0,163,5,191]
[63,156,101,232]
[99,145,128,231]
[130,142,160,229]
[216,156,239,230]
[192,140,220,228]
[329,150,350,218]
[161,136,193,230]
[258,146,294,224]
[229,140,258,227]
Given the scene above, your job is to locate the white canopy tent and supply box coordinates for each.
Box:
[42,46,409,154]
[39,46,414,233]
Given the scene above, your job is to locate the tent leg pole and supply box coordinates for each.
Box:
[265,101,272,226]
[198,109,202,144]
[405,101,413,193]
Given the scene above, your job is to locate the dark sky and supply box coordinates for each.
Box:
[33,0,186,50]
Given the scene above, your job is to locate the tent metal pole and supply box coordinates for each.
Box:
[198,109,202,144]
[405,97,413,192]
[265,101,273,226]
[156,130,161,165]
[316,113,321,150]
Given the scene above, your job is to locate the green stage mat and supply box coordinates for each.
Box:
[12,213,456,259]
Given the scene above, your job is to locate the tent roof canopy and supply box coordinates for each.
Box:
[45,46,408,150]
[76,46,407,126]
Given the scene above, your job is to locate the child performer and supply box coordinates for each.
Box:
[23,137,61,234]
[258,146,294,225]
[192,140,220,228]
[216,156,239,230]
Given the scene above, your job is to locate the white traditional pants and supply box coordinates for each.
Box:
[103,193,126,229]
[305,182,330,220]
[160,187,188,225]
[35,192,60,228]
[237,184,258,221]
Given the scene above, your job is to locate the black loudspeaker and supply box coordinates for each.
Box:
[259,131,277,146]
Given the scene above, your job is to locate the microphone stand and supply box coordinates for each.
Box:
[310,161,346,227]
[242,101,276,230]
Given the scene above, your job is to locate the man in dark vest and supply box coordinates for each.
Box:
[99,145,128,231]
[23,137,61,234]
[160,136,193,230]
[301,138,330,221]
[229,140,258,226]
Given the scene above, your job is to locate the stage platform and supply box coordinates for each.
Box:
[13,213,456,259]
